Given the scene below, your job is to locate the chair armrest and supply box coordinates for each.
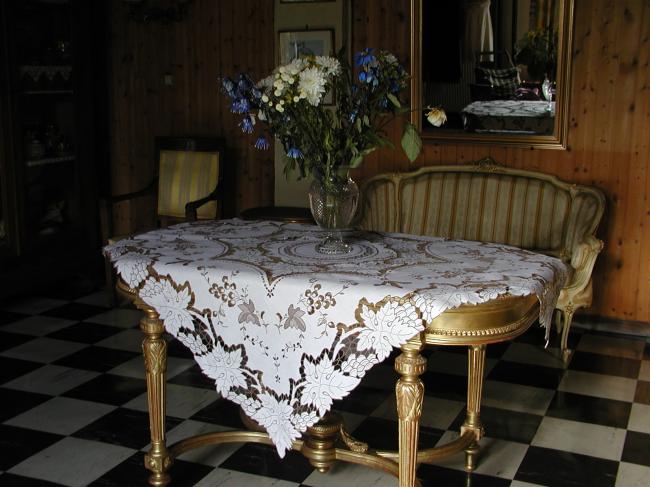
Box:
[185,189,220,221]
[99,180,156,244]
[564,235,604,294]
[100,180,157,205]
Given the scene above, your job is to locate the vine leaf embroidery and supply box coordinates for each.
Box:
[238,299,260,325]
[284,304,306,331]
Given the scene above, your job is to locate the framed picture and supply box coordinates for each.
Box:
[280,0,335,3]
[278,29,335,65]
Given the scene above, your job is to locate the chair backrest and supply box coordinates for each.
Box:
[155,136,224,220]
[357,158,605,259]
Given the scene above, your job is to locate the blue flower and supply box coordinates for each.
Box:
[236,74,252,92]
[230,98,250,114]
[239,115,254,134]
[287,147,303,159]
[349,109,358,123]
[251,87,262,101]
[254,135,270,150]
[379,97,389,108]
[221,77,236,97]
[355,48,376,67]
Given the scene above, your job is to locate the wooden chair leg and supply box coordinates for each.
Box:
[104,256,118,308]
[462,344,486,472]
[559,306,575,364]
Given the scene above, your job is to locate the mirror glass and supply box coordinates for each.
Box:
[411,0,573,149]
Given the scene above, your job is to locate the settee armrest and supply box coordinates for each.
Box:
[563,235,604,295]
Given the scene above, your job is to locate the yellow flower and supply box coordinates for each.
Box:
[426,107,447,127]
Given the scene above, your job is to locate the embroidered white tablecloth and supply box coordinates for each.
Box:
[105,219,567,456]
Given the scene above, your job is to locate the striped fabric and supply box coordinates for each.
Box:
[157,150,220,219]
[359,165,604,259]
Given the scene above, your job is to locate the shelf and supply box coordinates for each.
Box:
[20,89,74,95]
[25,155,75,167]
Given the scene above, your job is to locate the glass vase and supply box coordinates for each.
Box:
[308,177,359,254]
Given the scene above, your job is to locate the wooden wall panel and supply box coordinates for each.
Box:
[106,0,275,235]
[352,0,650,323]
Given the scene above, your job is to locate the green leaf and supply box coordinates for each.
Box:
[349,154,364,168]
[363,115,370,126]
[401,122,422,162]
[355,117,362,132]
[387,93,401,108]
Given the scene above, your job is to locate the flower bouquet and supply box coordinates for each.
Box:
[221,48,425,253]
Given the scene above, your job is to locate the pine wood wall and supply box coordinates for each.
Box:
[351,0,650,323]
[107,0,650,322]
[106,0,275,235]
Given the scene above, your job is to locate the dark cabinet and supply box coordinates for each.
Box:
[0,0,107,297]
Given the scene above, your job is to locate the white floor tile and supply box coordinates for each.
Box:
[432,432,528,479]
[303,461,396,487]
[577,335,645,360]
[2,364,99,395]
[532,416,626,461]
[84,308,142,328]
[94,329,143,352]
[1,316,76,336]
[627,403,650,434]
[370,394,464,430]
[0,337,86,363]
[8,437,135,487]
[4,397,116,435]
[3,297,68,315]
[509,481,547,487]
[615,462,650,487]
[194,468,299,487]
[123,383,219,418]
[109,355,195,380]
[482,380,555,416]
[502,342,565,369]
[559,370,637,402]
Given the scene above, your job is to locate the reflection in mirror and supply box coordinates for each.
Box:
[411,0,573,148]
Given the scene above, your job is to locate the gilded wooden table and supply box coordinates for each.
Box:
[106,219,566,486]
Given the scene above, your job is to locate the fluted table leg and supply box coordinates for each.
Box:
[395,338,427,487]
[140,307,173,486]
[462,344,486,472]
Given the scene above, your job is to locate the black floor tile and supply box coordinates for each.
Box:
[0,310,30,326]
[54,346,139,373]
[219,442,314,483]
[169,364,216,390]
[0,356,43,384]
[0,330,33,352]
[0,424,63,470]
[449,406,542,444]
[190,397,246,428]
[333,385,392,415]
[487,360,564,390]
[622,431,650,467]
[0,387,51,423]
[0,473,66,486]
[166,336,194,359]
[634,380,650,405]
[43,302,109,321]
[546,391,632,429]
[89,453,213,487]
[515,445,618,487]
[569,351,640,379]
[47,322,123,344]
[73,408,182,450]
[351,416,444,451]
[63,374,146,406]
[644,342,650,360]
[420,371,469,402]
[485,341,510,359]
[418,464,510,487]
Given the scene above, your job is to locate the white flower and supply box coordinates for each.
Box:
[426,107,447,127]
[298,66,327,106]
[275,103,284,113]
[383,52,398,65]
[257,75,274,89]
[261,94,269,103]
[286,58,306,75]
[314,56,341,76]
[258,110,266,121]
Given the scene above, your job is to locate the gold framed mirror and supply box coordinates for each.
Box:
[410,0,574,149]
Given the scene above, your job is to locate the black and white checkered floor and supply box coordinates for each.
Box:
[0,284,649,487]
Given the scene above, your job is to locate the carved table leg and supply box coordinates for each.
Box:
[395,338,427,487]
[140,308,173,486]
[461,344,486,472]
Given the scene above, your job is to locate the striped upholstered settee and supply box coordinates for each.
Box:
[357,157,606,361]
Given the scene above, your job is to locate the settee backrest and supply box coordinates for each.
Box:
[358,159,605,259]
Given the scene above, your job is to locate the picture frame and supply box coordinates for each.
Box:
[279,0,335,4]
[278,29,335,65]
[278,29,335,104]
